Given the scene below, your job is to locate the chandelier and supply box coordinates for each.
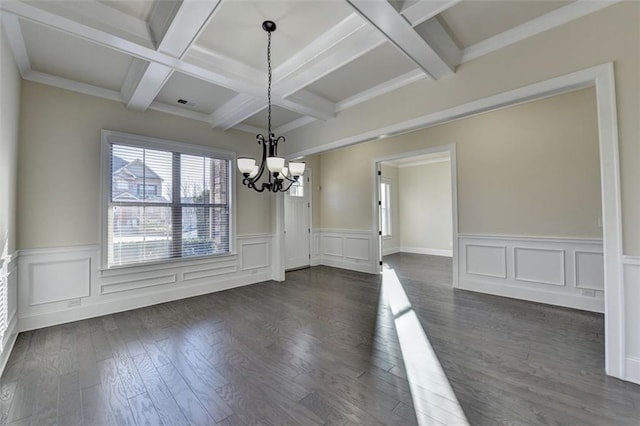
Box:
[237,20,305,192]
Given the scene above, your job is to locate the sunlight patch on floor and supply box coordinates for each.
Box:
[381,268,469,425]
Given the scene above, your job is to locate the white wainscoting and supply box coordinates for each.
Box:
[623,255,640,384]
[312,229,378,274]
[458,234,604,313]
[0,253,19,376]
[17,234,273,331]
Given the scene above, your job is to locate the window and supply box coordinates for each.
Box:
[380,179,392,237]
[137,184,158,197]
[103,131,234,268]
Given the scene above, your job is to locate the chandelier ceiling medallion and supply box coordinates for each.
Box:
[237,20,305,193]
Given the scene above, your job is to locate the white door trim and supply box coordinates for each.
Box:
[284,168,312,270]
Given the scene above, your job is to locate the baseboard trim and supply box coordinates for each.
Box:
[319,257,378,275]
[382,247,400,256]
[400,246,453,257]
[626,356,640,385]
[0,312,19,377]
[18,271,271,331]
[458,277,604,313]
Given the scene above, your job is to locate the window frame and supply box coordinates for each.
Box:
[100,130,236,270]
[380,178,392,239]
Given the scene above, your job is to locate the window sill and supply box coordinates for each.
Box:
[99,252,237,275]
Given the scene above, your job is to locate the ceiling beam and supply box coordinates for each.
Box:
[209,13,382,130]
[274,13,385,97]
[346,0,454,79]
[1,14,31,76]
[124,0,222,112]
[400,0,462,27]
[210,94,265,129]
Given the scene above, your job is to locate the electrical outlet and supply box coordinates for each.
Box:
[581,289,596,297]
[68,298,81,307]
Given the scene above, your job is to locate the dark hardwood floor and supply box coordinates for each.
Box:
[0,253,638,425]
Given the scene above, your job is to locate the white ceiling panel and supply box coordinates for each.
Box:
[99,0,157,21]
[23,0,155,48]
[155,71,238,114]
[440,0,573,48]
[20,20,133,91]
[243,105,303,130]
[194,0,353,71]
[304,42,419,103]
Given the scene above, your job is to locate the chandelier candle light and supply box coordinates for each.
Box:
[237,20,305,192]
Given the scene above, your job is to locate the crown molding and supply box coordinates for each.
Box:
[401,0,462,27]
[336,69,426,112]
[23,70,123,103]
[274,116,317,135]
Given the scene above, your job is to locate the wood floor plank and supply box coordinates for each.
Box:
[155,340,233,422]
[6,329,46,423]
[97,358,136,425]
[81,384,107,426]
[76,330,101,389]
[105,329,146,399]
[0,381,17,424]
[58,371,82,426]
[156,362,216,426]
[131,353,189,426]
[128,392,163,426]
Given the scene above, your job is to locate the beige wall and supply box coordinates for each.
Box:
[399,161,452,251]
[283,2,639,255]
[0,26,21,256]
[381,165,400,252]
[17,82,272,250]
[315,88,602,240]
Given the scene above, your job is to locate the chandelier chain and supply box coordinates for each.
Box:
[267,31,272,137]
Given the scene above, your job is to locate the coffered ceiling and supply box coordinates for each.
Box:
[0,0,617,138]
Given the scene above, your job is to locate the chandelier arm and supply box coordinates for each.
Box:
[278,178,298,192]
[249,134,269,184]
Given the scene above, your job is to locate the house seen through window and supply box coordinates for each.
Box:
[107,141,231,267]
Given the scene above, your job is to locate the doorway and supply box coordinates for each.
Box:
[375,147,458,282]
[284,169,311,270]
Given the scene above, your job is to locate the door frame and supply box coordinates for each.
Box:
[283,167,313,271]
[373,145,458,286]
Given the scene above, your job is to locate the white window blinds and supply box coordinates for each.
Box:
[107,141,231,268]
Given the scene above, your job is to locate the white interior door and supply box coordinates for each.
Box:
[285,170,310,270]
